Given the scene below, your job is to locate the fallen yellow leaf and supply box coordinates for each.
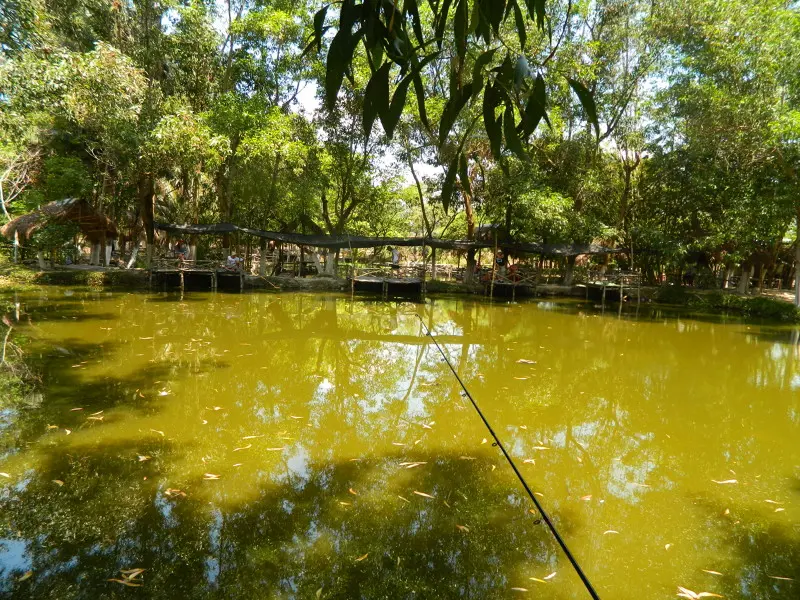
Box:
[355,553,368,562]
[203,473,220,480]
[52,479,64,486]
[413,490,435,499]
[18,571,32,582]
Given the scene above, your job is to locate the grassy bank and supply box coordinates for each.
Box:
[654,286,800,322]
[0,256,147,291]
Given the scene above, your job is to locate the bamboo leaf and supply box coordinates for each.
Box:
[441,153,460,213]
[513,0,527,49]
[504,103,526,159]
[439,83,474,146]
[459,153,471,197]
[483,83,502,159]
[567,78,599,137]
[454,0,468,60]
[434,0,454,50]
[471,47,497,91]
[314,5,329,51]
[364,62,391,135]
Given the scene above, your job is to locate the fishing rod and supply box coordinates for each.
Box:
[415,314,601,600]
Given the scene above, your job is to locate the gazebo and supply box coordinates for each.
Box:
[1,198,118,265]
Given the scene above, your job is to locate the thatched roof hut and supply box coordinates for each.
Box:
[1,198,117,243]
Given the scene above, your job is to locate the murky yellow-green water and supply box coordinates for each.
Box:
[0,289,798,599]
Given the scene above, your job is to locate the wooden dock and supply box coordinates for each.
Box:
[150,259,244,292]
[349,265,426,299]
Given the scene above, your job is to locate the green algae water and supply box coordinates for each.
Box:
[0,289,798,599]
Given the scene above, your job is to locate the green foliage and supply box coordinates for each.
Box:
[654,287,800,322]
[29,218,80,251]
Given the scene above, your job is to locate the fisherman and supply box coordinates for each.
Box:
[225,251,242,271]
[175,239,188,265]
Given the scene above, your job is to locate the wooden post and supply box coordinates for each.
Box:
[489,233,498,299]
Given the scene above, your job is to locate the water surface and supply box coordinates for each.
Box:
[0,290,798,599]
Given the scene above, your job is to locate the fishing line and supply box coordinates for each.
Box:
[415,314,601,600]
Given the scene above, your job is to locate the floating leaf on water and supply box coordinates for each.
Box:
[289,415,303,419]
[459,456,476,460]
[775,508,785,512]
[233,463,243,467]
[768,576,794,581]
[581,495,592,501]
[529,578,547,583]
[665,544,673,551]
[696,594,724,598]
[519,425,528,430]
[543,572,556,580]
[421,423,432,430]
[52,479,64,486]
[513,377,529,380]
[47,424,58,430]
[532,446,550,451]
[18,571,33,582]
[723,509,730,515]
[523,459,536,465]
[316,588,322,599]
[603,530,619,535]
[677,586,699,599]
[456,525,470,533]
[0,473,10,478]
[136,455,152,463]
[265,447,285,451]
[158,390,170,396]
[510,587,528,592]
[70,407,83,411]
[139,336,153,340]
[348,488,358,496]
[121,568,145,580]
[233,444,252,452]
[355,553,368,562]
[397,495,410,503]
[108,578,142,587]
[203,473,220,480]
[87,416,104,421]
[392,442,407,447]
[702,570,723,576]
[413,491,435,499]
[764,499,782,505]
[338,501,351,506]
[534,492,544,498]
[150,429,164,436]
[711,479,737,485]
[165,488,186,497]
[64,429,71,435]
[242,435,263,440]
[516,359,536,364]
[90,410,104,416]
[481,438,488,444]
[491,465,497,472]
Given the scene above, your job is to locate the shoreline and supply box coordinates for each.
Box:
[2,263,799,322]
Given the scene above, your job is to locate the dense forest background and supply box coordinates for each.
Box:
[1,0,799,292]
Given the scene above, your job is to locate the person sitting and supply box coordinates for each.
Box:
[225,251,243,271]
[175,240,188,265]
[390,246,401,270]
[495,250,507,278]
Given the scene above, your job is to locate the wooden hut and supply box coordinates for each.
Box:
[1,198,118,266]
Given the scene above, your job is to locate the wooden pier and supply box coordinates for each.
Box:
[576,271,642,306]
[349,265,426,300]
[150,259,244,292]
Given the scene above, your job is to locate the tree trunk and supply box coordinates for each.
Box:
[563,255,577,286]
[737,263,752,295]
[127,244,139,269]
[259,238,267,277]
[104,243,112,267]
[795,212,800,306]
[37,251,47,270]
[138,173,155,268]
[465,248,476,284]
[431,247,437,280]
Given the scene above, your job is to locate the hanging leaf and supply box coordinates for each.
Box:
[403,0,424,45]
[363,62,391,135]
[454,0,468,60]
[567,78,599,137]
[523,0,546,28]
[325,27,364,108]
[483,84,503,159]
[504,104,526,159]
[441,153,460,213]
[434,0,454,50]
[412,73,431,132]
[384,52,440,138]
[521,73,547,136]
[314,5,329,51]
[459,153,471,197]
[439,83,474,146]
[471,47,497,91]
[487,0,506,34]
[512,0,527,49]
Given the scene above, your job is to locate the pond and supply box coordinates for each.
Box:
[0,289,798,599]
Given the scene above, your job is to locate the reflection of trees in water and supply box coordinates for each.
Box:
[0,441,581,599]
[2,291,799,598]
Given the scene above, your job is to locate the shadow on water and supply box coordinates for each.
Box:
[0,441,573,600]
[691,494,800,600]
